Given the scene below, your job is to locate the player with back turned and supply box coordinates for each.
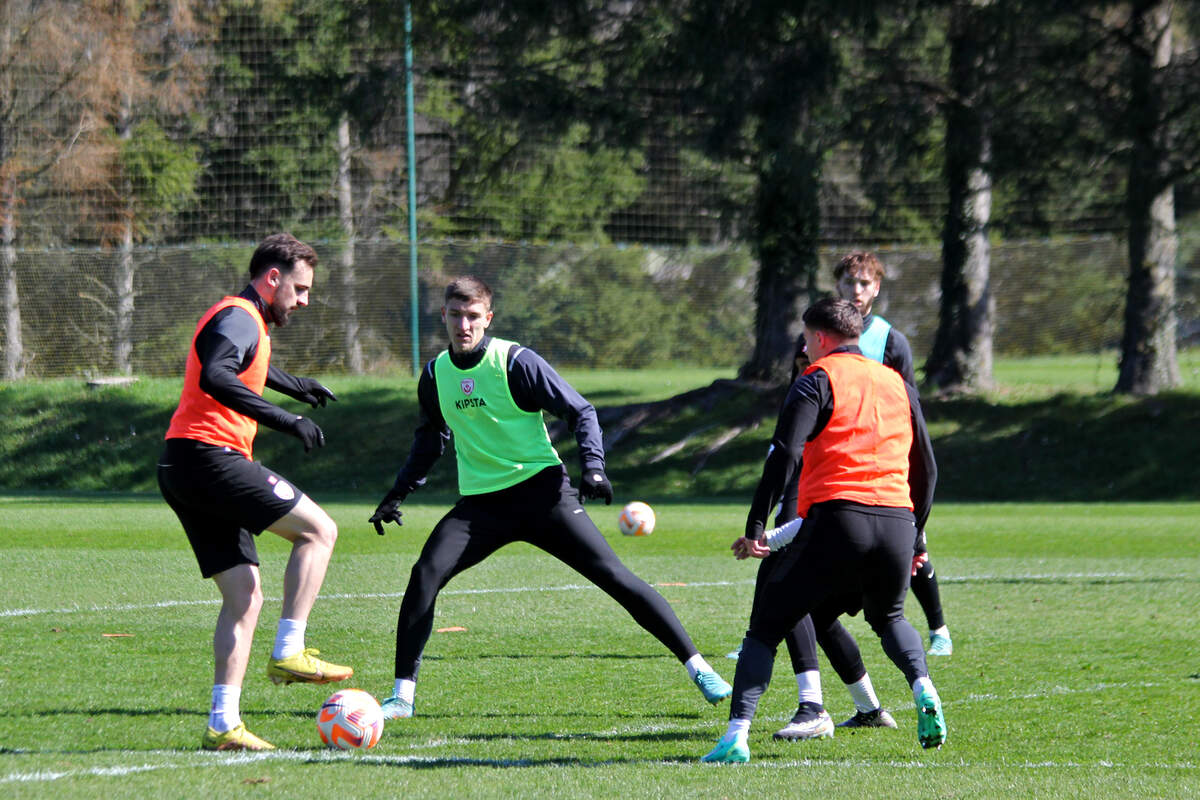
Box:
[368,276,732,720]
[702,297,945,762]
[157,233,352,752]
[732,252,953,740]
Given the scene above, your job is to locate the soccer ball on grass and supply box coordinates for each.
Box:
[617,501,656,537]
[317,688,384,750]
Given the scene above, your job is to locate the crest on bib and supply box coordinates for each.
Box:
[460,378,474,395]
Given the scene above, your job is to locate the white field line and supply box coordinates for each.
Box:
[0,580,750,619]
[0,571,1178,619]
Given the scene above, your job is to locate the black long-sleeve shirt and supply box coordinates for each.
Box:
[388,335,605,497]
[746,345,936,541]
[192,286,305,433]
[865,312,918,388]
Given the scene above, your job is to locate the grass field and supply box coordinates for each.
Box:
[2,495,1197,798]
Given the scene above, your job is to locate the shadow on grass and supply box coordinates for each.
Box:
[943,575,1185,586]
[421,652,680,661]
[11,707,207,719]
[7,379,1200,501]
[924,391,1200,501]
[0,745,713,768]
[10,706,702,724]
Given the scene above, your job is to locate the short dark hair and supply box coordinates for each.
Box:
[444,276,493,309]
[833,250,885,282]
[248,233,318,279]
[803,297,863,339]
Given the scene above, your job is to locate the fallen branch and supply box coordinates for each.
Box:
[648,424,717,464]
[691,420,760,476]
[548,378,780,451]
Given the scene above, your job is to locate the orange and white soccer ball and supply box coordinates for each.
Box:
[617,501,656,537]
[317,688,384,750]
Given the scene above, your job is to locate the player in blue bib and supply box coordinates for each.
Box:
[835,251,950,658]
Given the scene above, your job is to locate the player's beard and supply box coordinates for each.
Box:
[269,296,294,326]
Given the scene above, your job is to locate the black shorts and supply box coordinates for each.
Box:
[157,438,303,578]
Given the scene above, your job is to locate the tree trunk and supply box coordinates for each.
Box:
[925,1,994,393]
[0,15,20,381]
[115,222,135,375]
[1,174,22,380]
[1115,2,1179,395]
[337,113,364,374]
[114,94,135,376]
[738,140,822,384]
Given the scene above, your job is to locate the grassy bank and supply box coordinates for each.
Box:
[1,357,1198,501]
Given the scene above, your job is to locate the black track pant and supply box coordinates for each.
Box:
[780,559,945,688]
[750,551,819,674]
[730,502,928,721]
[394,467,698,680]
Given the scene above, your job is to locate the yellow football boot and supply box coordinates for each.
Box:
[202,723,275,751]
[267,647,353,685]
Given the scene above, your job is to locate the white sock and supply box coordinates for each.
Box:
[684,653,714,680]
[208,684,241,733]
[930,625,950,638]
[723,717,751,740]
[846,673,882,713]
[795,669,823,706]
[911,676,937,706]
[393,678,416,704]
[272,618,306,660]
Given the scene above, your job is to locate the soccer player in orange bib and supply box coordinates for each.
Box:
[158,233,351,751]
[703,298,944,762]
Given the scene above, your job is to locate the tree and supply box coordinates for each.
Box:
[397,1,652,244]
[66,0,205,375]
[925,0,997,392]
[1047,1,1200,395]
[0,2,114,379]
[646,1,869,383]
[221,0,414,372]
[1115,1,1185,394]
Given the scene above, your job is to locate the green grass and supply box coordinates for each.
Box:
[988,349,1200,398]
[1,495,1198,798]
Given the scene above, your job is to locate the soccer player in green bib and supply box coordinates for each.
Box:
[369,276,731,720]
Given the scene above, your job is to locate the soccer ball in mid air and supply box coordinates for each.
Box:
[317,688,384,750]
[617,501,656,537]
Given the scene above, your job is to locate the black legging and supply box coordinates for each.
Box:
[910,558,946,631]
[749,550,819,674]
[768,530,943,689]
[394,466,698,680]
[804,553,945,689]
[730,502,928,721]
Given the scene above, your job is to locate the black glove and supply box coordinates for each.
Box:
[369,488,406,535]
[579,468,613,505]
[290,416,325,452]
[294,377,337,408]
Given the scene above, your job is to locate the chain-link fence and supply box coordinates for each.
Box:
[9,232,1197,379]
